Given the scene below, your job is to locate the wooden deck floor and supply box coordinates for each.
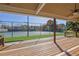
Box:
[0,37,79,56]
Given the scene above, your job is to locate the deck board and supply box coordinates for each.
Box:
[0,37,79,56]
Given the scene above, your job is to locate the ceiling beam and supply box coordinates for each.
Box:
[0,4,35,15]
[38,11,70,20]
[36,3,46,15]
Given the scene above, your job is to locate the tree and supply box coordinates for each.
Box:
[57,24,65,32]
[66,21,79,37]
[42,24,48,31]
[47,20,54,31]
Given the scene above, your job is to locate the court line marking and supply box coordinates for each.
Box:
[55,52,65,56]
[55,45,79,56]
[0,42,52,54]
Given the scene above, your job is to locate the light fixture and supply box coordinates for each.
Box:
[72,3,79,16]
[73,12,79,15]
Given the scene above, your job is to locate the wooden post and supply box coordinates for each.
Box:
[0,35,4,47]
[53,18,56,43]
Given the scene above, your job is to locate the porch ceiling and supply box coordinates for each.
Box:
[0,3,79,20]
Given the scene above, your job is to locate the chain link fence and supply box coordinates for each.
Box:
[0,21,54,43]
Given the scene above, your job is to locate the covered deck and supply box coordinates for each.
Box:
[0,3,79,56]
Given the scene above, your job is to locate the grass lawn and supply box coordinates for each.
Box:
[5,33,64,43]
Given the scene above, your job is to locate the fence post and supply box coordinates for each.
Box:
[53,18,56,43]
[40,23,42,38]
[27,16,29,37]
[48,26,50,35]
[11,22,14,39]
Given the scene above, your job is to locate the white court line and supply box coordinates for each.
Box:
[56,45,79,56]
[56,52,65,56]
[67,45,79,52]
[0,42,52,54]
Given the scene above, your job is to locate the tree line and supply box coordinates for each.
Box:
[0,20,65,32]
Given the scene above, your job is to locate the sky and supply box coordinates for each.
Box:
[0,12,66,25]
